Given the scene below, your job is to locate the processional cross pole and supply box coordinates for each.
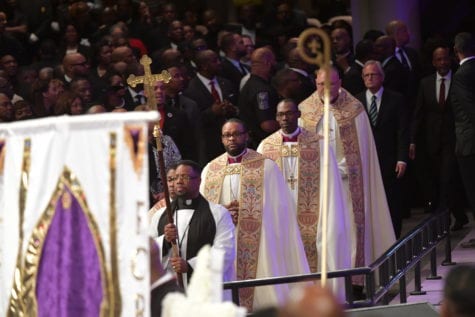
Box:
[127,55,184,287]
[297,29,332,287]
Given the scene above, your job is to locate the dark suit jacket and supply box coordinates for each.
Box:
[412,73,455,156]
[357,89,409,178]
[220,58,249,92]
[342,62,365,96]
[183,75,237,164]
[382,56,410,96]
[399,46,421,113]
[167,94,203,162]
[123,88,143,111]
[161,104,195,160]
[292,69,315,102]
[450,58,475,157]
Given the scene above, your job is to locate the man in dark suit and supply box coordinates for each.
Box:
[374,35,410,97]
[342,39,374,96]
[331,26,354,77]
[183,50,238,165]
[450,32,475,240]
[356,60,409,238]
[386,19,421,103]
[411,46,469,230]
[219,32,249,93]
[286,47,315,101]
[164,65,202,162]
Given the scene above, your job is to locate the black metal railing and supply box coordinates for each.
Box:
[223,209,453,308]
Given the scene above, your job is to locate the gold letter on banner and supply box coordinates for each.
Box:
[131,247,147,281]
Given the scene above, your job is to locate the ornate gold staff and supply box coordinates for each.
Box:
[127,55,184,287]
[297,28,332,287]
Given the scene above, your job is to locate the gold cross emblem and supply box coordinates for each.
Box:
[126,55,172,111]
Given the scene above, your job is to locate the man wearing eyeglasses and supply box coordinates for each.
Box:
[299,67,395,287]
[151,160,236,289]
[257,99,352,298]
[356,60,409,239]
[60,53,89,87]
[200,118,310,311]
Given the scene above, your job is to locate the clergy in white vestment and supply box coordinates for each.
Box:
[151,160,236,289]
[257,99,353,300]
[200,118,311,311]
[299,67,396,283]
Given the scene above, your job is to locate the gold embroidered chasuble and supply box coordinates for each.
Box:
[258,129,321,272]
[202,149,265,310]
[299,89,366,269]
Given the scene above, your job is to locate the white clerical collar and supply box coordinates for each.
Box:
[281,127,301,139]
[228,149,247,162]
[459,56,475,65]
[436,70,452,81]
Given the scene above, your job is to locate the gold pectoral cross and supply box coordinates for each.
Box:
[288,174,297,190]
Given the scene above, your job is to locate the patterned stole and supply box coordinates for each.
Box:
[300,90,366,270]
[203,149,265,310]
[260,130,321,272]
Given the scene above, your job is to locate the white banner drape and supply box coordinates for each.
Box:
[0,112,158,316]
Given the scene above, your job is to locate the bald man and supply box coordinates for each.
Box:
[299,67,395,285]
[61,52,89,85]
[238,47,280,148]
[282,285,345,317]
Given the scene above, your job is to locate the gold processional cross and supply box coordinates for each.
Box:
[127,55,171,111]
[126,55,185,286]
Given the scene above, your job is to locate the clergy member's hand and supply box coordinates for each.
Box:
[225,200,239,225]
[170,256,188,273]
[164,223,178,242]
[395,162,406,179]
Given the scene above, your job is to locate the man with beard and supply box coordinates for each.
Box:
[153,160,235,288]
[238,47,280,148]
[220,32,250,92]
[200,118,310,311]
[257,99,352,300]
